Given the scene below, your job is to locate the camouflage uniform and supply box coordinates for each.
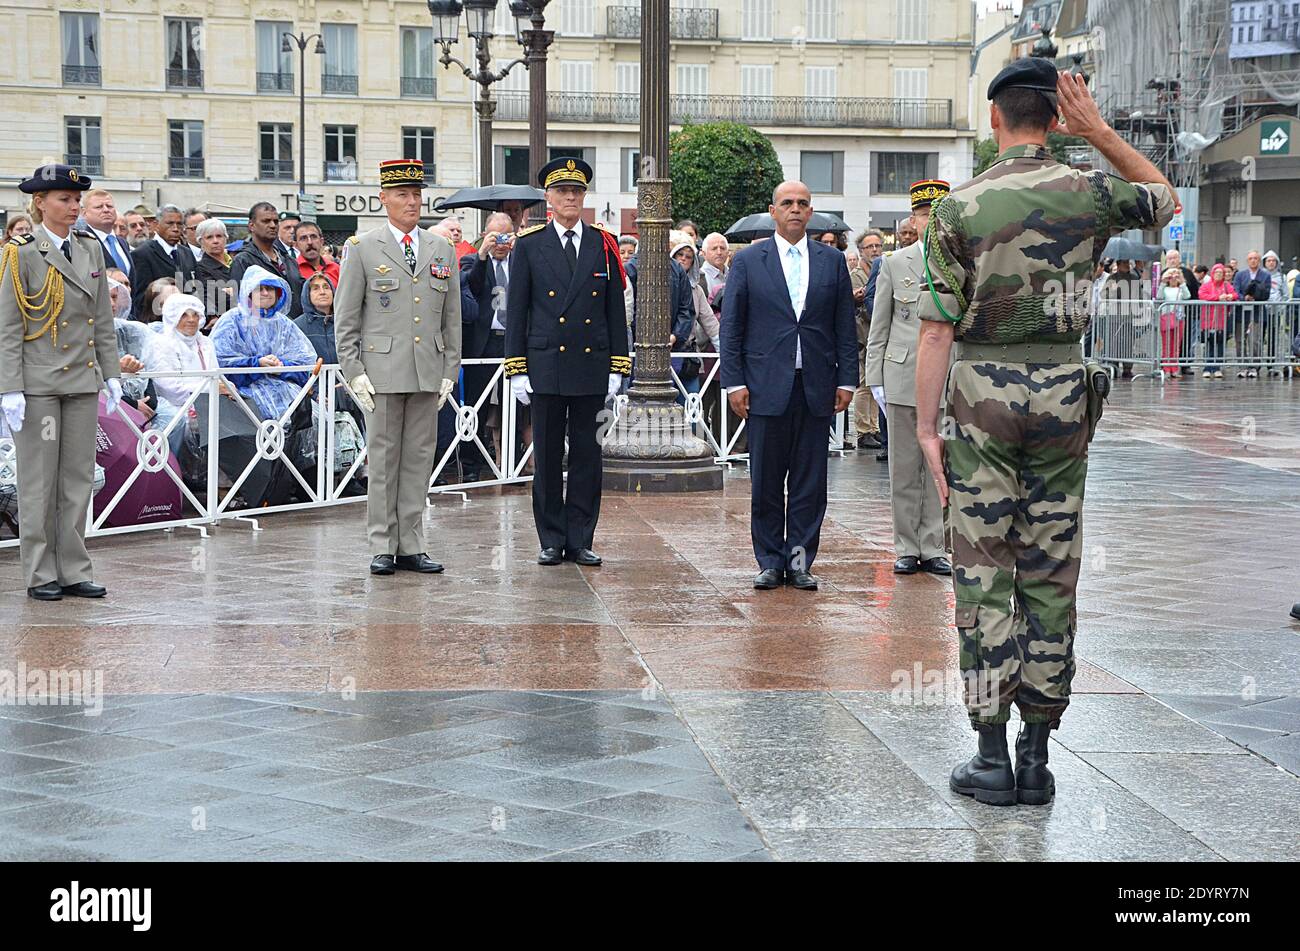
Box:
[919,143,1175,726]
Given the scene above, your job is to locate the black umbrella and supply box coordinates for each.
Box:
[724,211,852,243]
[433,184,545,214]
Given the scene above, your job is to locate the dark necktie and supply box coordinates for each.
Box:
[495,260,509,316]
[62,241,73,262]
[402,234,417,272]
[171,245,186,271]
[564,230,578,273]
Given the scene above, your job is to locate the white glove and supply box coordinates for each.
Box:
[438,378,454,409]
[1,391,25,433]
[103,378,123,416]
[607,373,622,400]
[871,385,886,411]
[350,373,376,413]
[511,374,532,406]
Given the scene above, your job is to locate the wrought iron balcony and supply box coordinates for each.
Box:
[494,92,954,130]
[324,160,358,182]
[166,67,203,90]
[259,159,294,180]
[169,156,205,178]
[322,73,359,95]
[66,154,103,177]
[62,65,101,86]
[257,71,294,93]
[401,76,437,98]
[607,5,720,40]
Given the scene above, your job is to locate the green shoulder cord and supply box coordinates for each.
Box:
[923,199,967,325]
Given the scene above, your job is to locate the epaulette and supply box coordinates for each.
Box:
[593,221,612,232]
[73,228,94,239]
[7,234,34,246]
[514,223,546,239]
[347,235,360,245]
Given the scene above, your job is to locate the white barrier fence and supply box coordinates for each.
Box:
[0,354,856,549]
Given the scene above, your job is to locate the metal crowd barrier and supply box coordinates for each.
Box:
[1089,299,1299,382]
[0,354,859,548]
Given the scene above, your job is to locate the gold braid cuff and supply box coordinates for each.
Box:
[503,356,528,378]
[610,355,631,376]
[1,243,64,347]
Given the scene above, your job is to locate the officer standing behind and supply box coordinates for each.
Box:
[0,165,122,600]
[505,157,629,566]
[916,62,1177,806]
[865,180,952,578]
[334,159,461,576]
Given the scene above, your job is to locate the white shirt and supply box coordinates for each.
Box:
[552,218,584,253]
[491,257,509,332]
[43,227,71,257]
[773,231,809,369]
[189,244,202,261]
[702,261,725,294]
[153,233,182,259]
[88,225,127,272]
[388,222,419,260]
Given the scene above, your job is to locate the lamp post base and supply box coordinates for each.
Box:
[602,398,723,493]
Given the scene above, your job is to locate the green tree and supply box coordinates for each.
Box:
[668,121,784,237]
[974,138,1000,176]
[974,132,1090,177]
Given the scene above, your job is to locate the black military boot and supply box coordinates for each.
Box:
[1014,722,1056,805]
[949,723,1016,806]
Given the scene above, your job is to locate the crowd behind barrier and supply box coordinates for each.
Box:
[0,355,851,547]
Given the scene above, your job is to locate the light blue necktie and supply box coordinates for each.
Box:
[786,245,802,314]
[109,235,129,272]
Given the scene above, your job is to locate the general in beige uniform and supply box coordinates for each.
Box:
[333,159,462,575]
[864,180,952,577]
[0,165,121,600]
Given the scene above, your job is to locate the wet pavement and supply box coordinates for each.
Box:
[1,379,1297,860]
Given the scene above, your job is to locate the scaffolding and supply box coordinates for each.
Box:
[1089,0,1300,187]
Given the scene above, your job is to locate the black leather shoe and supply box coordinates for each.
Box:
[786,569,819,591]
[1291,603,1300,621]
[566,548,602,566]
[856,433,881,450]
[395,553,444,573]
[893,556,921,575]
[60,581,106,598]
[27,582,63,601]
[1014,722,1056,805]
[949,722,1016,806]
[369,554,396,575]
[753,568,784,590]
[538,547,563,566]
[920,556,952,576]
[875,449,889,462]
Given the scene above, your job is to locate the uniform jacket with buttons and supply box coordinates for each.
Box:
[0,224,118,396]
[865,243,928,408]
[504,222,630,397]
[332,225,462,395]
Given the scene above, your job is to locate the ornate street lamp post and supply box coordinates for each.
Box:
[281,30,325,204]
[428,0,535,189]
[602,0,722,493]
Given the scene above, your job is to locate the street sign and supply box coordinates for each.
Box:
[1168,225,1184,241]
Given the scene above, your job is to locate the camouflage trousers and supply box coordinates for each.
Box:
[944,361,1089,727]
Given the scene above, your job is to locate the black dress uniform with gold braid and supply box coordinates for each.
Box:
[505,157,629,562]
[0,165,119,600]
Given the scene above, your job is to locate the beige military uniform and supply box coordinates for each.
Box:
[0,225,118,587]
[333,224,462,556]
[864,243,944,561]
[849,264,879,437]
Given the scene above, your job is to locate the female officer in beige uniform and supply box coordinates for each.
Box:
[0,164,121,600]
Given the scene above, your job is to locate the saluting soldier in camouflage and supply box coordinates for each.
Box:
[914,60,1177,806]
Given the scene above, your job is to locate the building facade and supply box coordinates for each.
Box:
[1,0,975,242]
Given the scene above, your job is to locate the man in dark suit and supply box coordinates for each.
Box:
[461,211,516,478]
[128,203,195,320]
[231,202,304,318]
[721,180,858,591]
[505,157,630,566]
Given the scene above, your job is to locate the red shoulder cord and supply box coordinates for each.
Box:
[600,229,628,289]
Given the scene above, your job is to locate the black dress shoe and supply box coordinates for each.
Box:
[60,581,106,598]
[370,554,396,575]
[538,547,563,566]
[566,548,602,566]
[27,582,63,601]
[856,433,881,450]
[396,553,443,573]
[786,569,819,590]
[875,448,889,462]
[893,556,921,575]
[1292,603,1300,621]
[753,568,784,590]
[920,556,952,576]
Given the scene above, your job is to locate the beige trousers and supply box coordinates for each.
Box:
[367,391,439,557]
[885,402,945,560]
